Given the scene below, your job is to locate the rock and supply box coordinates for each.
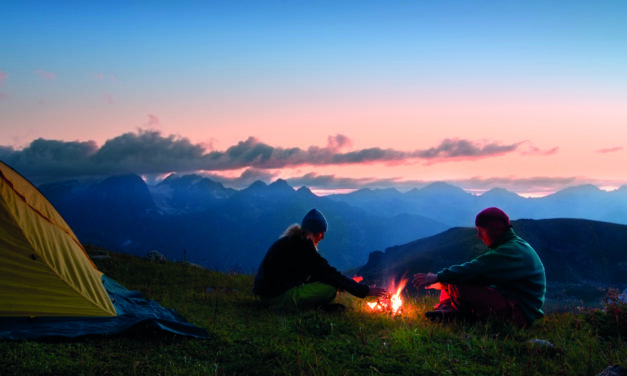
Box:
[146,250,166,262]
[527,339,554,348]
[597,365,627,376]
[89,250,110,260]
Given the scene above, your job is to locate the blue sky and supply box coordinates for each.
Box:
[1,0,626,196]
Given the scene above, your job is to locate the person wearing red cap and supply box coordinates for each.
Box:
[412,207,546,326]
[254,208,387,312]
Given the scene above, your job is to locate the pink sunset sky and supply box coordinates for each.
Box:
[1,1,626,197]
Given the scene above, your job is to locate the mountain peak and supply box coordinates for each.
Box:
[481,187,520,199]
[416,182,470,197]
[269,179,293,191]
[159,173,224,190]
[549,184,603,198]
[296,186,316,197]
[246,180,268,191]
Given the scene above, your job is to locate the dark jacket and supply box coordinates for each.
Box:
[253,234,369,298]
[436,228,546,324]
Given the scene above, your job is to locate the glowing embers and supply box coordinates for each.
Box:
[354,275,408,315]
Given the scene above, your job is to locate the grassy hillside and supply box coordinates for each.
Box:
[356,219,627,309]
[1,248,626,376]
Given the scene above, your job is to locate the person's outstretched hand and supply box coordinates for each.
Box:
[367,286,389,298]
[412,272,439,289]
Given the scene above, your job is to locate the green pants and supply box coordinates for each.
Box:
[261,282,338,310]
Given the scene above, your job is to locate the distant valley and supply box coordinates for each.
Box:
[39,174,627,291]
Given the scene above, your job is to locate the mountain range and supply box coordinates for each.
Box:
[328,182,627,227]
[38,174,627,278]
[39,174,447,272]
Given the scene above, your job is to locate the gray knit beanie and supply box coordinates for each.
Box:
[301,208,328,233]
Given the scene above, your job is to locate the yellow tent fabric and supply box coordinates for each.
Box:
[0,161,116,317]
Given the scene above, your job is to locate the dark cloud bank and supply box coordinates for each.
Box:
[1,130,562,192]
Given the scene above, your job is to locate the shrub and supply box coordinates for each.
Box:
[582,288,627,338]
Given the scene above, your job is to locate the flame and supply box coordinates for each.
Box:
[388,277,408,314]
[358,275,408,315]
[352,275,363,283]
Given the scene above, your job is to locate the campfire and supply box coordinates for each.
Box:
[353,275,408,315]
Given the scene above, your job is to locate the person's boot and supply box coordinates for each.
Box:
[425,307,459,322]
[321,303,346,313]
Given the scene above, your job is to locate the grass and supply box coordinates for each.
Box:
[1,248,626,376]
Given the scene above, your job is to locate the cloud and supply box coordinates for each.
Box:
[90,130,207,173]
[596,146,623,154]
[211,137,527,169]
[7,139,604,196]
[145,114,160,126]
[35,70,57,80]
[416,138,521,160]
[519,142,559,156]
[327,134,352,151]
[286,172,401,190]
[1,130,553,185]
[1,139,100,181]
[209,168,279,188]
[0,146,16,160]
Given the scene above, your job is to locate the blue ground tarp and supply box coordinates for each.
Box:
[0,276,209,340]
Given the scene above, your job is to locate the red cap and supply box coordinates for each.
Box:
[475,207,511,228]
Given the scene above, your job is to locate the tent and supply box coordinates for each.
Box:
[0,161,208,339]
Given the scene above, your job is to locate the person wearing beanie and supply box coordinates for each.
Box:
[412,207,546,326]
[253,208,387,311]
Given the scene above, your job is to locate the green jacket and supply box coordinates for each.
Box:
[436,228,546,324]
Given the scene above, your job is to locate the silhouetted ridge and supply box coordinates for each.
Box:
[357,218,627,291]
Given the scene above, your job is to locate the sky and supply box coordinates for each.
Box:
[1,0,626,197]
